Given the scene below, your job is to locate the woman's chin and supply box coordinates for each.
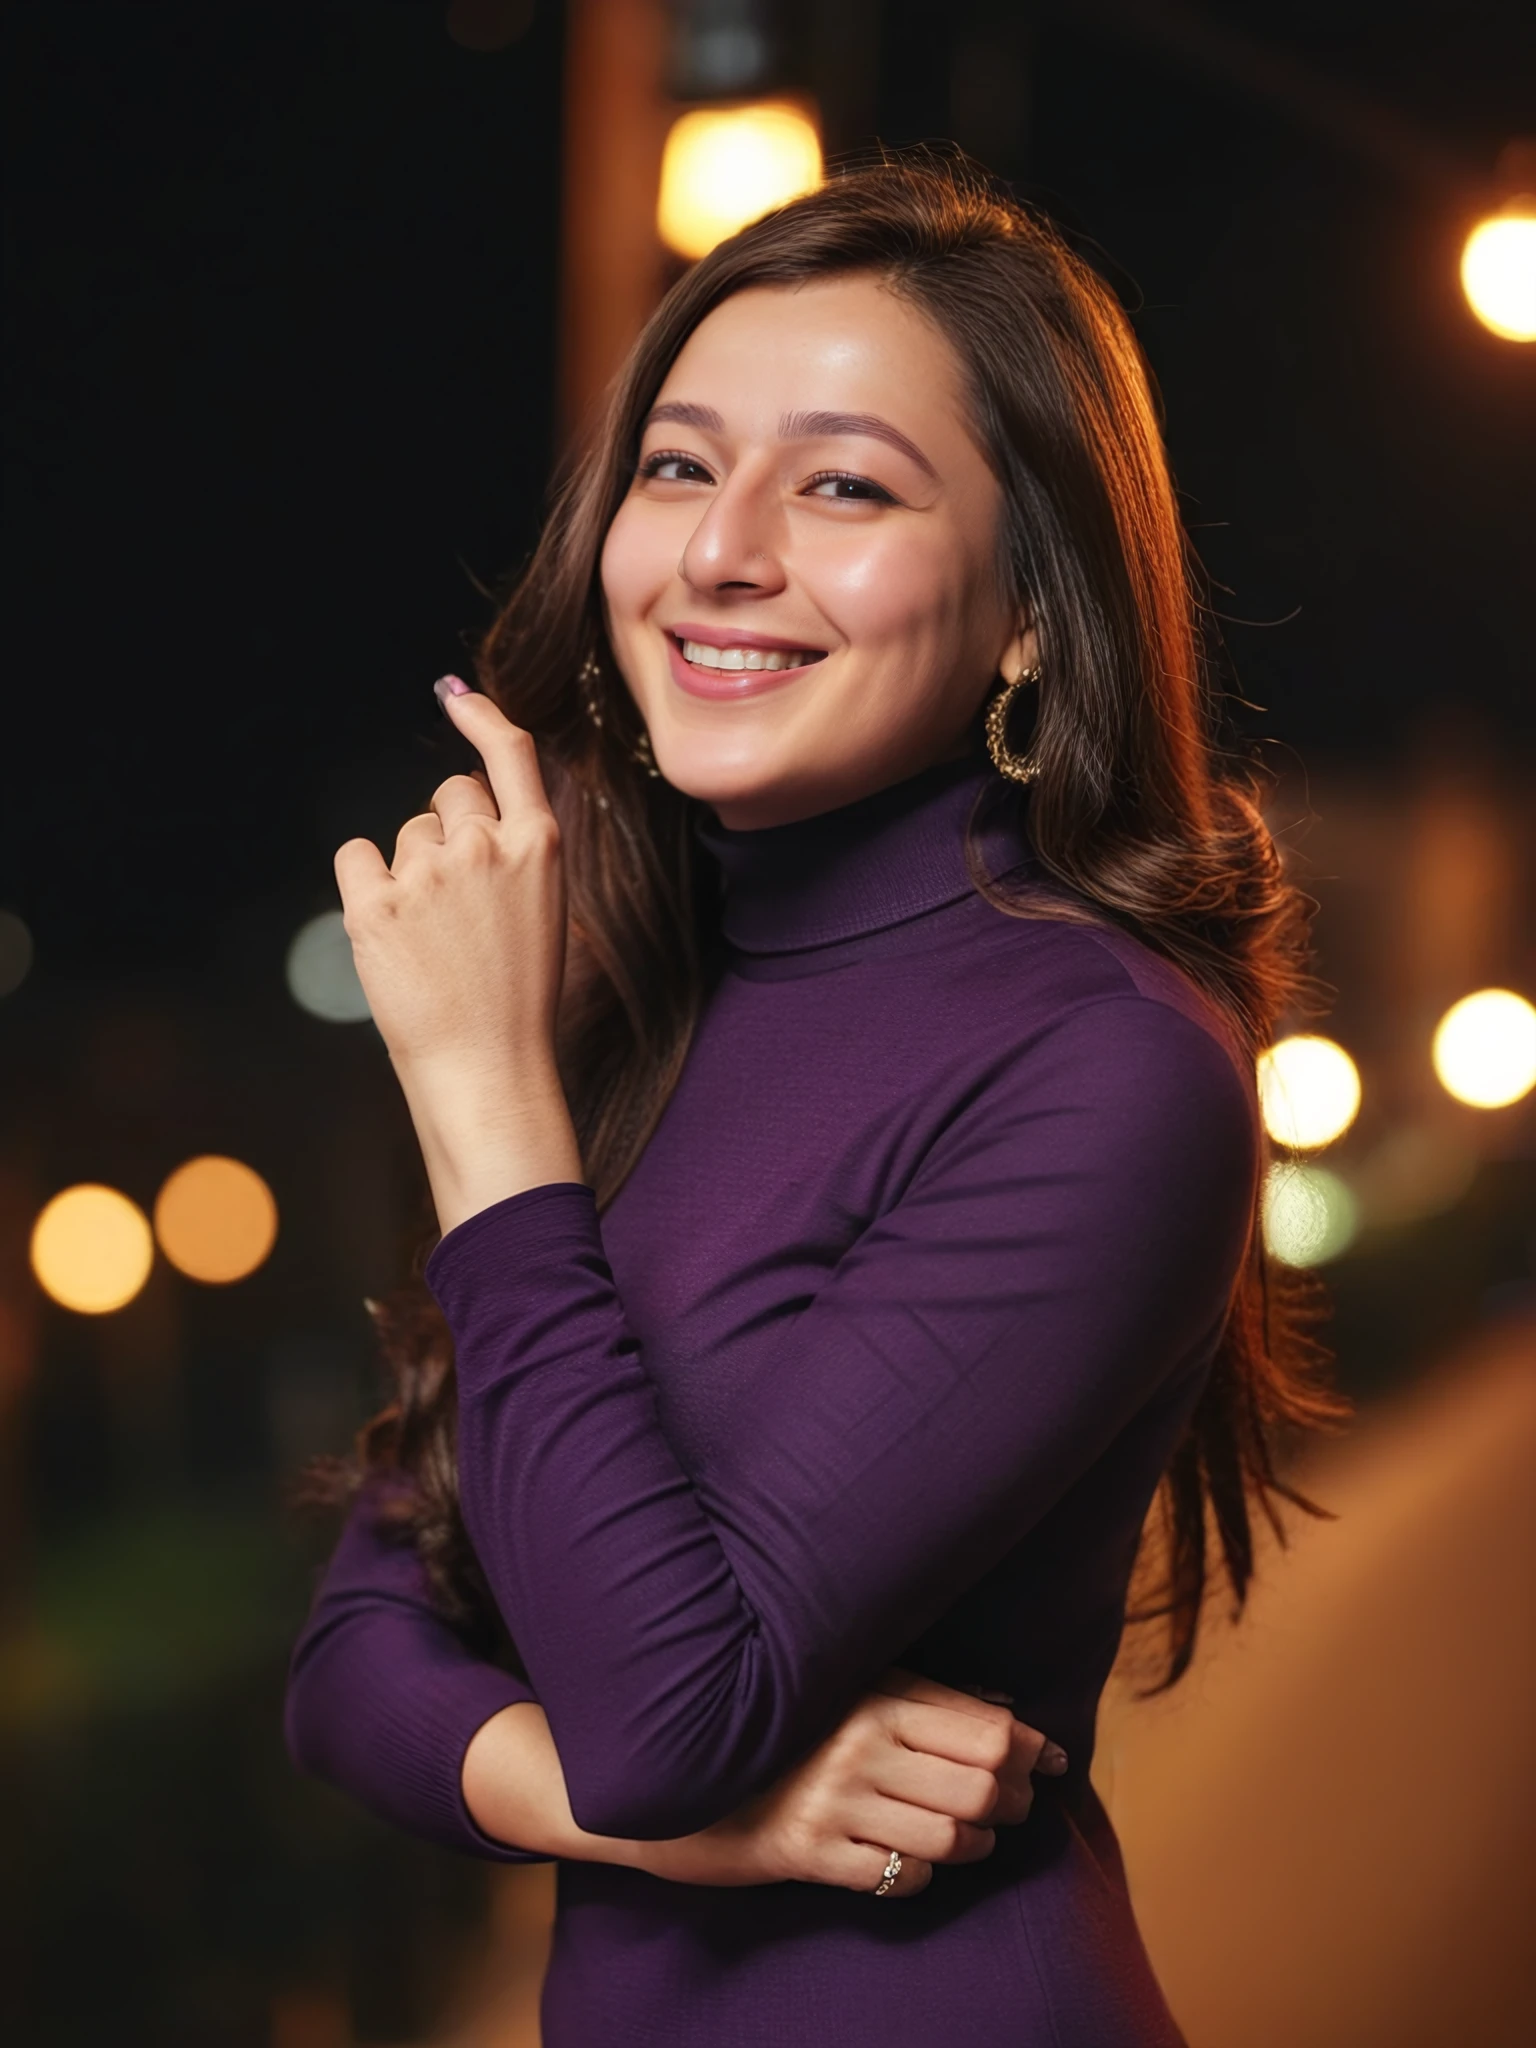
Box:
[649,740,800,823]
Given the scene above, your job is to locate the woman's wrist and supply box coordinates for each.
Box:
[619,1810,784,1888]
[397,1051,586,1235]
[461,1705,775,1884]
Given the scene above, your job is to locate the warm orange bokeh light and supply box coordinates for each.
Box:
[657,102,823,261]
[153,1155,278,1284]
[30,1184,155,1313]
[1460,206,1536,341]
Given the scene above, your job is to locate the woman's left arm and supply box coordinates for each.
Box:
[336,690,1259,1842]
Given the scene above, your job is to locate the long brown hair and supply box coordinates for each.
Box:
[311,154,1341,1687]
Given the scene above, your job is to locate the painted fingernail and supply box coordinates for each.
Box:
[976,1688,1015,1705]
[433,674,472,707]
[1039,1743,1069,1775]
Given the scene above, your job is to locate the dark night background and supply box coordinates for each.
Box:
[2,4,1532,2043]
[4,0,1532,984]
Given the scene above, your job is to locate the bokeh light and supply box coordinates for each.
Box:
[1460,208,1536,341]
[1262,1162,1359,1268]
[154,1155,279,1284]
[657,102,823,261]
[1431,988,1536,1108]
[30,1184,155,1313]
[0,908,34,998]
[1257,1035,1362,1151]
[286,910,371,1023]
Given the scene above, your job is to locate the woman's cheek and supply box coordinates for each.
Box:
[804,539,959,669]
[597,507,646,630]
[598,510,667,708]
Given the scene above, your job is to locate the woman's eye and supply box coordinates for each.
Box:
[803,471,896,503]
[638,450,713,484]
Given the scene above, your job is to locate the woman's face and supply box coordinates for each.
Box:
[599,275,1032,828]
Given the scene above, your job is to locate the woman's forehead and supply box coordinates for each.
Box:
[649,278,978,461]
[655,278,966,425]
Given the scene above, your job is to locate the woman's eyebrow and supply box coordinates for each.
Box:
[643,400,938,479]
[643,401,726,434]
[778,409,938,478]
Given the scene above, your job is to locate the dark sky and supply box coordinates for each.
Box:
[3,0,1533,978]
[3,3,566,978]
[1004,1,1535,781]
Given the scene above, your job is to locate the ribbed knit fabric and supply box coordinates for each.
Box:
[286,734,1258,2044]
[283,1475,541,1860]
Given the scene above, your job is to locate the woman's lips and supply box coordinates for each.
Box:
[665,633,825,701]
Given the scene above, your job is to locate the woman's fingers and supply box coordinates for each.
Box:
[877,1671,1068,1781]
[334,835,391,906]
[1000,1714,1069,1780]
[872,1745,1017,1829]
[871,1691,1066,1828]
[853,1793,996,1868]
[884,1697,1015,1772]
[430,772,499,831]
[437,682,554,826]
[391,810,446,868]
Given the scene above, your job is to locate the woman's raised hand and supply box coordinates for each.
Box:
[637,1667,1066,1898]
[333,679,585,1232]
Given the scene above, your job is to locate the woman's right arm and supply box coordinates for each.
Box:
[287,1485,1062,1893]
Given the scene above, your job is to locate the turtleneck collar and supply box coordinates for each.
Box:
[694,732,1031,955]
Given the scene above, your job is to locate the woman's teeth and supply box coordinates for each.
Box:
[680,639,820,673]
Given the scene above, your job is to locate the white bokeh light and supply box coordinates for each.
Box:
[1432,988,1536,1108]
[286,910,371,1023]
[1257,1035,1362,1151]
[1262,1162,1359,1268]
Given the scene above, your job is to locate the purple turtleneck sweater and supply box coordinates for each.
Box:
[286,741,1257,2046]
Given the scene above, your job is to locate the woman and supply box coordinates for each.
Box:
[286,158,1334,2044]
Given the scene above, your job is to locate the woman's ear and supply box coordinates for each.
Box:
[996,614,1040,686]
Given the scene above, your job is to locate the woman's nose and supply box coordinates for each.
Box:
[678,476,787,596]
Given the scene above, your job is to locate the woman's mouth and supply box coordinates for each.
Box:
[678,637,824,674]
[666,630,828,700]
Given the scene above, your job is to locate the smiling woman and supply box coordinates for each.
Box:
[287,156,1339,2047]
[600,276,1030,824]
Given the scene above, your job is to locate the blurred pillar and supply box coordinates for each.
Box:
[1398,773,1519,1024]
[559,0,673,445]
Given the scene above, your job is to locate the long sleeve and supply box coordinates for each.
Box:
[426,994,1258,1841]
[284,1476,548,1862]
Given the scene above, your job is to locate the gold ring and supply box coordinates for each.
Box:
[873,1849,903,1897]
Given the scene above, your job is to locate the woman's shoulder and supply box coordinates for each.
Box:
[946,882,1241,1040]
[929,890,1260,1145]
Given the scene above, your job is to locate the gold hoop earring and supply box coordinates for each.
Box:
[580,649,661,778]
[984,666,1042,785]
